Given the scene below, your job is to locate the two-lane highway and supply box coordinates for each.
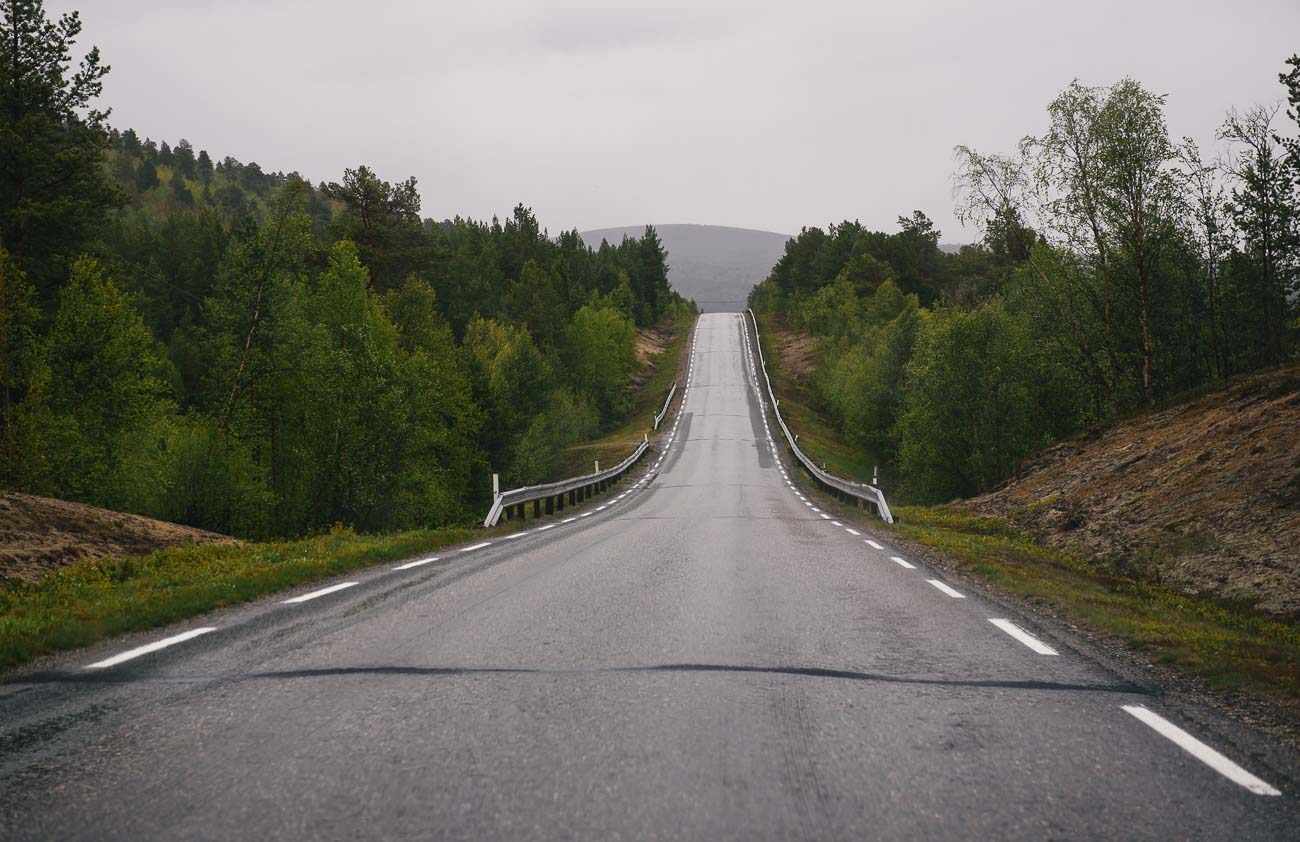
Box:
[1,313,1295,840]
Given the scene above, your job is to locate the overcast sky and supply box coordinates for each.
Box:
[56,0,1300,241]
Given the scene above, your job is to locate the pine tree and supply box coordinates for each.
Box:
[0,0,121,299]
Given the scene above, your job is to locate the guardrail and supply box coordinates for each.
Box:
[747,308,894,523]
[481,328,692,528]
[483,435,652,527]
[653,381,677,429]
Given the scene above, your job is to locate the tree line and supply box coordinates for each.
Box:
[751,62,1300,503]
[0,1,692,538]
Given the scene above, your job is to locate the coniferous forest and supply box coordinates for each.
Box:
[0,1,692,539]
[750,68,1300,504]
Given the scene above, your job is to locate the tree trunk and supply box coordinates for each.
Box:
[1137,264,1153,405]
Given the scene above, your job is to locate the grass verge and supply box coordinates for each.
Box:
[882,505,1300,701]
[0,524,473,672]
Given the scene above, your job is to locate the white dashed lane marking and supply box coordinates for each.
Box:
[989,618,1058,655]
[394,555,440,570]
[282,581,359,604]
[865,539,884,550]
[86,627,218,670]
[927,579,965,599]
[1122,706,1281,796]
[890,556,916,569]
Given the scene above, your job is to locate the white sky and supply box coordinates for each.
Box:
[60,0,1300,241]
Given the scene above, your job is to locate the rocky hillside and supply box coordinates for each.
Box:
[0,492,233,585]
[964,366,1300,619]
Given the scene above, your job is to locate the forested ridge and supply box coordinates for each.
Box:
[0,1,692,539]
[751,67,1300,504]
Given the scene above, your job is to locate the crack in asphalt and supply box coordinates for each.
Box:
[7,663,1150,695]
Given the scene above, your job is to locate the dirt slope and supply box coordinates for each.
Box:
[965,366,1300,619]
[0,492,233,584]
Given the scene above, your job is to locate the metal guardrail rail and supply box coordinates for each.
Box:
[653,382,677,429]
[483,435,651,527]
[747,308,894,523]
[481,363,688,528]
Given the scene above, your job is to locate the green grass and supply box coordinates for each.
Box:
[555,313,694,477]
[881,505,1300,699]
[0,524,474,672]
[753,313,876,482]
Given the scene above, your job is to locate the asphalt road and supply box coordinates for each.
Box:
[1,312,1296,840]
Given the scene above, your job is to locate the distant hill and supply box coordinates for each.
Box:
[581,224,791,313]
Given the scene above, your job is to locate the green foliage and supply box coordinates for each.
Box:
[323,165,425,292]
[821,290,921,460]
[34,257,170,503]
[0,249,44,488]
[758,63,1299,506]
[0,0,121,298]
[563,303,636,423]
[112,413,274,537]
[1,95,685,542]
[896,299,1083,501]
[510,388,601,485]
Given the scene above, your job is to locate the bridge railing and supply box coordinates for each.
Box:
[747,308,894,523]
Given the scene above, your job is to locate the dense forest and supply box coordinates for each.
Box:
[0,2,692,539]
[751,66,1300,504]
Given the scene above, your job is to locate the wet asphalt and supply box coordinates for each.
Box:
[1,312,1296,840]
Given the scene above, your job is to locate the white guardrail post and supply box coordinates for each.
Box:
[746,308,894,524]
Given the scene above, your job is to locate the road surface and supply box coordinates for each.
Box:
[1,312,1295,840]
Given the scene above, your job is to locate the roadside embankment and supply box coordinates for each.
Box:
[965,366,1300,620]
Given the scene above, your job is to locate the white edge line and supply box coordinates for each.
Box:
[86,627,218,669]
[866,540,884,550]
[988,618,1058,655]
[845,528,860,536]
[281,581,359,604]
[1122,706,1281,796]
[927,579,965,599]
[460,542,492,552]
[394,555,441,570]
[890,556,916,569]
